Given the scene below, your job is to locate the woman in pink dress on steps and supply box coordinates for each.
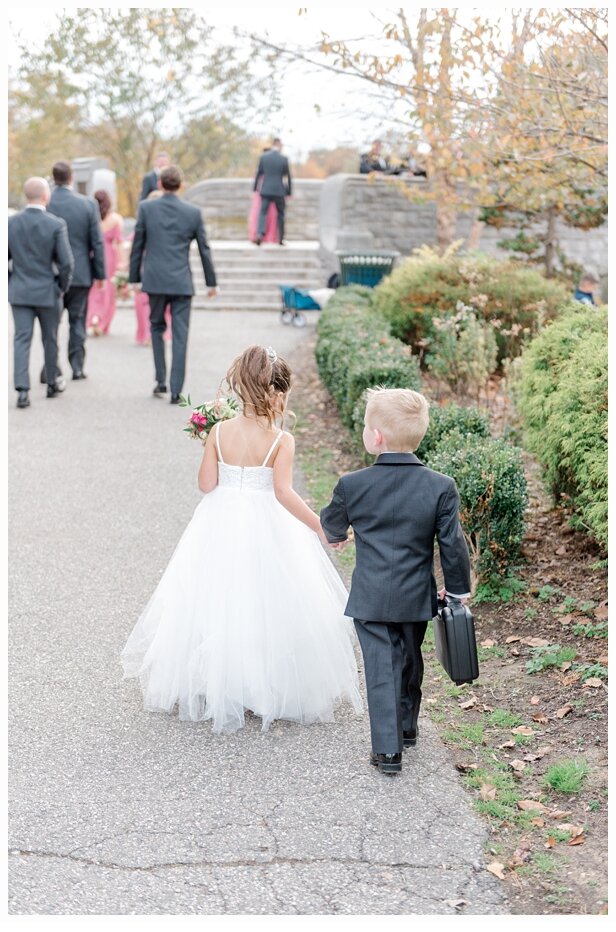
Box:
[87,190,125,336]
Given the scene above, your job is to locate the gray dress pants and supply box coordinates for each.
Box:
[13,304,60,391]
[354,618,429,755]
[148,293,191,396]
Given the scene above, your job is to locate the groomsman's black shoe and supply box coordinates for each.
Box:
[279,239,286,246]
[255,237,262,246]
[170,394,181,404]
[370,752,402,775]
[72,371,87,380]
[46,384,60,398]
[403,727,419,749]
[17,390,30,409]
[153,383,167,397]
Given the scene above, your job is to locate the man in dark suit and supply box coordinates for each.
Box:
[45,161,106,381]
[139,152,171,201]
[253,138,292,245]
[9,177,74,408]
[321,388,471,775]
[129,165,218,403]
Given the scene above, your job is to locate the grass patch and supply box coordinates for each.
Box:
[572,621,608,639]
[537,584,560,602]
[473,576,526,603]
[478,645,507,661]
[544,759,589,794]
[489,709,523,728]
[575,662,608,681]
[525,645,577,674]
[533,852,558,873]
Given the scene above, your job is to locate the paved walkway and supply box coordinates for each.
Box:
[8,307,505,914]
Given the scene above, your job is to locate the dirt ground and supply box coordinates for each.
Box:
[287,332,608,916]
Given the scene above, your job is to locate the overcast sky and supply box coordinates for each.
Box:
[7,2,411,160]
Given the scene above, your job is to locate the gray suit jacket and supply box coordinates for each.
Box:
[253,149,292,197]
[8,207,74,308]
[139,170,159,201]
[320,452,471,623]
[128,194,217,295]
[48,186,106,287]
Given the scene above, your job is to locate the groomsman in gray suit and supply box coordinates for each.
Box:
[129,165,218,403]
[9,177,74,408]
[253,138,292,245]
[45,161,106,382]
[139,151,170,201]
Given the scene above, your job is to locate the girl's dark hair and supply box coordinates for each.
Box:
[94,189,112,221]
[225,345,293,428]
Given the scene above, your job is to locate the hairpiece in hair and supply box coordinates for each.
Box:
[265,346,278,362]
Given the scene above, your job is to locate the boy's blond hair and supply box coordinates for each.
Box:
[365,387,430,452]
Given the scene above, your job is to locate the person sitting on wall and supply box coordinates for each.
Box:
[573,271,600,306]
[359,139,390,174]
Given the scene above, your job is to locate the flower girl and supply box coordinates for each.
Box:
[121,345,362,733]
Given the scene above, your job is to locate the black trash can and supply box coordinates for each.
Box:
[336,250,400,288]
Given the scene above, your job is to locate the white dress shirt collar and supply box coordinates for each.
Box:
[25,203,46,211]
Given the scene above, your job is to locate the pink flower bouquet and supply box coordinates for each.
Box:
[179,394,239,443]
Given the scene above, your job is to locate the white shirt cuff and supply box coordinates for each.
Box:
[446,591,470,598]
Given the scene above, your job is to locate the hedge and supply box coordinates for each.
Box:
[427,432,528,584]
[372,245,570,362]
[516,303,607,549]
[315,287,528,586]
[316,286,421,432]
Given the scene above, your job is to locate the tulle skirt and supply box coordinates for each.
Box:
[121,485,363,733]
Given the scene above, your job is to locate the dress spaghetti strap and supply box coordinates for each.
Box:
[215,422,225,464]
[262,430,283,467]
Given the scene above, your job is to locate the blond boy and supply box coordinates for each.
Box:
[321,388,471,775]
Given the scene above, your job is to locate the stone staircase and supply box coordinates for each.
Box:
[190,241,324,311]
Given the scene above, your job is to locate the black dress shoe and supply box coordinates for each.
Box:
[255,237,262,246]
[72,371,87,380]
[370,752,402,774]
[153,383,167,397]
[17,390,30,409]
[170,394,181,404]
[403,726,419,749]
[46,384,60,398]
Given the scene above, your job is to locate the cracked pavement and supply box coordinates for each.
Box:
[8,309,506,915]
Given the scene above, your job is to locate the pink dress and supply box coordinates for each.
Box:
[248,191,278,243]
[87,221,123,334]
[134,292,171,345]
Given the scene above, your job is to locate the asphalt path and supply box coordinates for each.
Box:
[8,306,505,915]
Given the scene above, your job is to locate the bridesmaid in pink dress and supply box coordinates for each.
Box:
[87,190,125,335]
[248,148,279,243]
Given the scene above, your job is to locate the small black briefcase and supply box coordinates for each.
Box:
[433,597,479,685]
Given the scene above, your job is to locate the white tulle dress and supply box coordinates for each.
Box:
[121,424,363,733]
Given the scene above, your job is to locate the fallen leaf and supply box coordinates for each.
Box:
[517,799,548,813]
[530,695,541,705]
[486,861,506,880]
[568,834,585,846]
[523,750,549,762]
[425,698,437,705]
[455,762,478,772]
[512,726,535,736]
[560,661,572,671]
[556,545,567,556]
[506,635,521,644]
[563,672,581,686]
[499,740,516,749]
[559,614,574,625]
[555,705,573,719]
[597,654,608,665]
[481,638,496,648]
[532,713,549,724]
[446,899,467,910]
[510,648,520,657]
[509,758,527,773]
[479,783,497,801]
[531,817,545,827]
[583,678,604,689]
[544,836,557,848]
[459,697,477,710]
[594,603,608,620]
[549,810,572,820]
[522,637,550,647]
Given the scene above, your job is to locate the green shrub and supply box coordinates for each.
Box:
[316,286,421,432]
[425,304,499,394]
[416,403,490,461]
[373,244,570,362]
[516,304,607,549]
[427,433,528,583]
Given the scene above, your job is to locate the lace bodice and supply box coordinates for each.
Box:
[215,422,281,493]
